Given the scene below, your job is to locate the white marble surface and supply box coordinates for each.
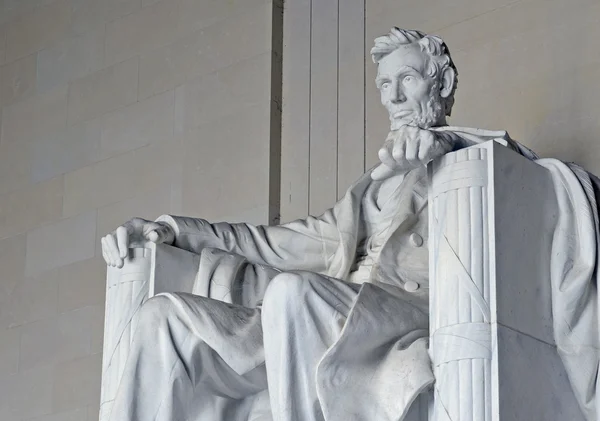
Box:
[494,324,584,420]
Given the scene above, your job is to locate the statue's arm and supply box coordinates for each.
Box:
[155,209,340,272]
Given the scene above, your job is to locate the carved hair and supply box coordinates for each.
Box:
[371,28,458,116]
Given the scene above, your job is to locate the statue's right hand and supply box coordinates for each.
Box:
[101,217,175,268]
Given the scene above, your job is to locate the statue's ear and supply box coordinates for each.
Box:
[440,66,455,99]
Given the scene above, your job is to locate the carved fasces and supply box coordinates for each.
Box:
[429,146,491,421]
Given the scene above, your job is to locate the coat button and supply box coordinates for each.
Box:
[404,281,420,292]
[409,233,423,247]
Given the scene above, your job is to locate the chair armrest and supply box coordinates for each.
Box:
[428,140,582,420]
[99,243,200,421]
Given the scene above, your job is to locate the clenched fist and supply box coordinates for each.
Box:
[371,126,454,181]
[101,217,175,268]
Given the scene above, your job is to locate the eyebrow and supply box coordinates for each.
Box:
[376,65,421,83]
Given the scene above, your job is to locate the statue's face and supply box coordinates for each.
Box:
[376,43,444,130]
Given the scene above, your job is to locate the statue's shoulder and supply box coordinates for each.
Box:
[433,125,510,144]
[433,125,538,160]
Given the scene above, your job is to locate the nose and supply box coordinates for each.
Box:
[391,81,406,103]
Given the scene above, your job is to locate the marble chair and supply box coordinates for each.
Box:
[99,140,585,421]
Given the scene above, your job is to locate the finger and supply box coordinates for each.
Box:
[130,217,146,229]
[371,164,395,181]
[142,222,161,237]
[418,131,435,162]
[101,237,110,265]
[102,236,115,267]
[404,125,420,138]
[143,222,174,244]
[146,231,159,243]
[394,125,409,139]
[155,224,174,244]
[106,235,118,267]
[116,226,129,258]
[427,134,452,164]
[106,234,121,268]
[405,136,419,165]
[379,143,397,169]
[391,136,406,163]
[142,222,162,243]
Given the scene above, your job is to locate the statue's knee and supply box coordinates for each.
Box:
[137,293,180,329]
[200,247,221,259]
[262,272,307,314]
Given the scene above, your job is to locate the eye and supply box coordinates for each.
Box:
[402,75,415,85]
[381,82,390,90]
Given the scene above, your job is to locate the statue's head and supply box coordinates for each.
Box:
[371,28,458,130]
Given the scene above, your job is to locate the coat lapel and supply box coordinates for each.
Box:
[326,170,375,280]
[377,167,428,257]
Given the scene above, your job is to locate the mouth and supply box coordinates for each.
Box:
[392,110,413,119]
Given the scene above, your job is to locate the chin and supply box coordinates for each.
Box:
[390,119,412,130]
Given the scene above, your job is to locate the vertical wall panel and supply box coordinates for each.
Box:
[280,0,311,222]
[337,0,365,197]
[269,0,284,225]
[308,0,339,215]
[281,0,365,220]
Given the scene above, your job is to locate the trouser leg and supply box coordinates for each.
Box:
[108,292,268,421]
[261,271,361,421]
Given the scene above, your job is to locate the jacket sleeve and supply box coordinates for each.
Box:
[155,208,341,273]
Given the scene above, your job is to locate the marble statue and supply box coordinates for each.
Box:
[100,28,600,421]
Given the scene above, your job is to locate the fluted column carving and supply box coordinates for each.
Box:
[429,147,491,421]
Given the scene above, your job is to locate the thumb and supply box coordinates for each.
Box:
[144,223,174,244]
[146,230,160,243]
[371,163,395,181]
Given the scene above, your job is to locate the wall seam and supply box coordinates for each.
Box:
[335,0,340,199]
[307,0,312,215]
[363,0,366,173]
[269,0,284,225]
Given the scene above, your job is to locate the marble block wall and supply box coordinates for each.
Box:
[0,1,282,420]
[281,0,600,220]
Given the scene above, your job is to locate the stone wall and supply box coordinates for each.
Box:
[281,0,367,219]
[0,1,280,420]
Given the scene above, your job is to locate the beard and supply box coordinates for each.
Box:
[389,83,445,130]
[409,93,444,129]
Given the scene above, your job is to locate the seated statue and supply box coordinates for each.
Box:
[101,28,600,421]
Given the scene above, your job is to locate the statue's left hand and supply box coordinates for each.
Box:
[371,126,453,180]
[101,217,175,268]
